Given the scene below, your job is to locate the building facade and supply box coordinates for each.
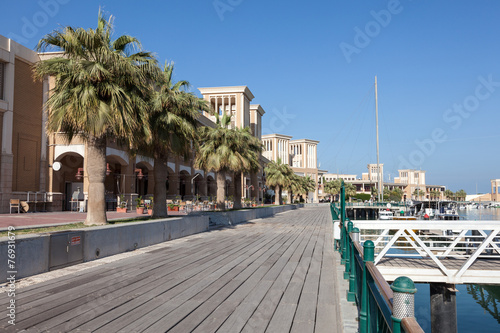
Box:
[262,134,320,202]
[0,35,269,212]
[492,179,500,202]
[0,35,51,212]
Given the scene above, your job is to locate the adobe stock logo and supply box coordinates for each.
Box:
[261,107,296,134]
[398,75,499,170]
[339,0,409,64]
[8,0,70,45]
[213,0,244,21]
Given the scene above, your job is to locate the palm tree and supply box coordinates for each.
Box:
[300,176,316,203]
[231,127,263,209]
[265,159,293,205]
[34,10,156,225]
[455,189,467,201]
[383,187,391,201]
[344,182,357,202]
[444,189,454,200]
[413,189,425,200]
[132,62,210,218]
[324,179,341,201]
[389,188,404,202]
[429,190,440,200]
[287,174,303,204]
[195,114,261,210]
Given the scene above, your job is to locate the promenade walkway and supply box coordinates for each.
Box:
[0,205,357,332]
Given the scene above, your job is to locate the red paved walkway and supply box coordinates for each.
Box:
[0,211,186,228]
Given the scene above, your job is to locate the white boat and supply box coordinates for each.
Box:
[379,210,393,220]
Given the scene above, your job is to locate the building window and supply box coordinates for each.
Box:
[0,62,4,100]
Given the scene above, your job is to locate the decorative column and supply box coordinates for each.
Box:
[0,59,15,194]
[391,277,418,333]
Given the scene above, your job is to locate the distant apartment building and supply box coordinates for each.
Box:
[362,163,384,182]
[394,169,445,200]
[262,134,320,202]
[492,179,500,202]
[469,179,500,202]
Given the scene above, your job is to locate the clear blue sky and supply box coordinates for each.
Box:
[2,0,499,194]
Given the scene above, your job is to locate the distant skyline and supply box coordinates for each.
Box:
[2,0,499,193]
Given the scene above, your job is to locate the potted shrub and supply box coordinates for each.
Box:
[135,196,145,214]
[117,194,127,213]
[167,203,179,211]
[147,196,153,215]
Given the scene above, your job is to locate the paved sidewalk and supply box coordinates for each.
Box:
[0,205,358,332]
[0,210,187,229]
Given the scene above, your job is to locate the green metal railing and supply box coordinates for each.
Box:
[330,181,424,333]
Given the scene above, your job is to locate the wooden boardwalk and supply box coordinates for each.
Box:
[0,205,344,332]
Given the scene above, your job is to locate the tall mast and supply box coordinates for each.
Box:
[375,76,382,201]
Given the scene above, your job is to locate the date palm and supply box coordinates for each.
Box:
[265,159,293,205]
[231,127,263,209]
[344,182,357,202]
[34,10,156,225]
[300,176,316,203]
[324,179,342,201]
[444,189,454,200]
[133,62,210,217]
[195,114,261,210]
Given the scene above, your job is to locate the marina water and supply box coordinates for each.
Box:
[414,208,500,332]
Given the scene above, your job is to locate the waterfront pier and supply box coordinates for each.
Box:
[0,206,356,332]
[335,199,500,333]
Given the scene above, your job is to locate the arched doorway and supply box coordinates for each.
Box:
[54,152,84,211]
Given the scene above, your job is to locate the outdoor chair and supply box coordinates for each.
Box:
[10,199,20,214]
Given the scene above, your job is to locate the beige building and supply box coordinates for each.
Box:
[492,179,500,202]
[198,86,267,201]
[362,163,384,182]
[394,169,445,200]
[262,134,320,202]
[0,34,270,212]
[0,35,51,211]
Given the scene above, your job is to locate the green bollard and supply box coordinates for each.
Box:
[347,227,359,302]
[340,184,347,263]
[359,240,374,333]
[344,221,353,279]
[391,276,417,333]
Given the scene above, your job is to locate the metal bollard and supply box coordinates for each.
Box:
[347,227,359,302]
[344,221,353,279]
[359,240,374,333]
[391,276,417,333]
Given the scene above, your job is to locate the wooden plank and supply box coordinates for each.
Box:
[9,227,266,331]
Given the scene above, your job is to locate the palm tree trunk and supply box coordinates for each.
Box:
[279,187,283,205]
[216,171,226,210]
[233,171,242,209]
[274,185,280,205]
[153,155,168,218]
[85,136,107,225]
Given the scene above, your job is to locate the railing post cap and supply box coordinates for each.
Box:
[352,227,359,233]
[391,276,417,294]
[364,240,374,248]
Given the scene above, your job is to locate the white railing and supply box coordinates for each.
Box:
[353,220,500,284]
